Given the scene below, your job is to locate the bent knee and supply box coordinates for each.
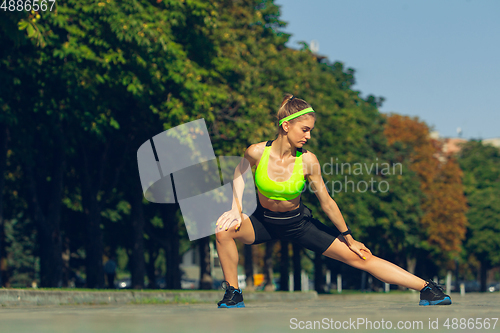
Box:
[215,225,237,242]
[215,228,229,240]
[215,213,250,242]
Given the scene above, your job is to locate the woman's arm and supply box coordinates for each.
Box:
[303,151,371,259]
[230,151,252,213]
[217,144,261,231]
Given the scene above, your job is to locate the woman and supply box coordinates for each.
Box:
[215,94,451,308]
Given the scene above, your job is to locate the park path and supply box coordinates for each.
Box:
[0,293,498,332]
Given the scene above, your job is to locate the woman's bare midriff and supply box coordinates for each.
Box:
[257,189,301,212]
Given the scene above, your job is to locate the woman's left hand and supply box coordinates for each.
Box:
[346,239,372,260]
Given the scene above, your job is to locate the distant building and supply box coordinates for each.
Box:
[483,138,500,148]
[442,138,468,155]
[431,131,500,157]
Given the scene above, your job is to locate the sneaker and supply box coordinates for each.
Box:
[419,279,452,306]
[217,281,245,308]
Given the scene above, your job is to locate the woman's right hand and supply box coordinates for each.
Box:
[346,238,371,260]
[216,209,242,232]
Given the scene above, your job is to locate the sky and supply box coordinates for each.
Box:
[274,0,500,139]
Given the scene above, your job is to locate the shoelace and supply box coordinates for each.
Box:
[426,280,445,295]
[219,280,242,306]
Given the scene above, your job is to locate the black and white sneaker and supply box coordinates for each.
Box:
[419,279,452,306]
[217,281,245,308]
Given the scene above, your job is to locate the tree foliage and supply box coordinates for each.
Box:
[458,141,500,289]
[384,114,468,268]
[0,0,482,289]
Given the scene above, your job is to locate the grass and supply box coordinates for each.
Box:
[1,287,419,308]
[59,301,112,306]
[1,287,220,293]
[130,296,206,305]
[2,287,416,295]
[326,289,417,295]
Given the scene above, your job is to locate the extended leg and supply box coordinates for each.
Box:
[322,237,426,291]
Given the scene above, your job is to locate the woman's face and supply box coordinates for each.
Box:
[285,116,315,148]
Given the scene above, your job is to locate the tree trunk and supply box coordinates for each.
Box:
[314,252,324,293]
[130,183,146,289]
[80,142,107,289]
[80,136,128,289]
[360,271,367,291]
[26,128,65,288]
[46,129,65,288]
[293,243,301,291]
[279,240,289,291]
[244,244,254,291]
[480,259,488,292]
[62,236,71,287]
[146,242,158,289]
[0,125,7,287]
[84,194,104,288]
[263,240,276,291]
[406,257,417,275]
[162,204,181,289]
[198,237,212,289]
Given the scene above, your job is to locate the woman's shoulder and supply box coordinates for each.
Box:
[300,147,316,160]
[244,141,268,165]
[300,148,321,171]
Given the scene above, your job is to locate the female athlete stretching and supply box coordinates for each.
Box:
[215,94,451,308]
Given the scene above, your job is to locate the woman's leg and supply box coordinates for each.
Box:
[322,236,426,291]
[215,214,255,288]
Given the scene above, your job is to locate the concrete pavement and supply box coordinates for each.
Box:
[0,292,498,332]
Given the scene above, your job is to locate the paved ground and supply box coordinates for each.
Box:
[0,292,498,333]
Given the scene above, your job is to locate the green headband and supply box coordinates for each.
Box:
[279,107,315,126]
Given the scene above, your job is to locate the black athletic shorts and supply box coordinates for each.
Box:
[249,200,340,253]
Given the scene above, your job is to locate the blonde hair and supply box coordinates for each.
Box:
[277,94,315,134]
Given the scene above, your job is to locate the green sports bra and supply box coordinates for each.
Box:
[255,141,306,201]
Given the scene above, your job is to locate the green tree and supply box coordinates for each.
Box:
[384,114,468,275]
[1,8,69,287]
[0,124,7,286]
[6,0,226,288]
[1,0,447,291]
[458,141,500,292]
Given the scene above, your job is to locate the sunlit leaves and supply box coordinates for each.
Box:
[458,141,500,267]
[385,114,468,265]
